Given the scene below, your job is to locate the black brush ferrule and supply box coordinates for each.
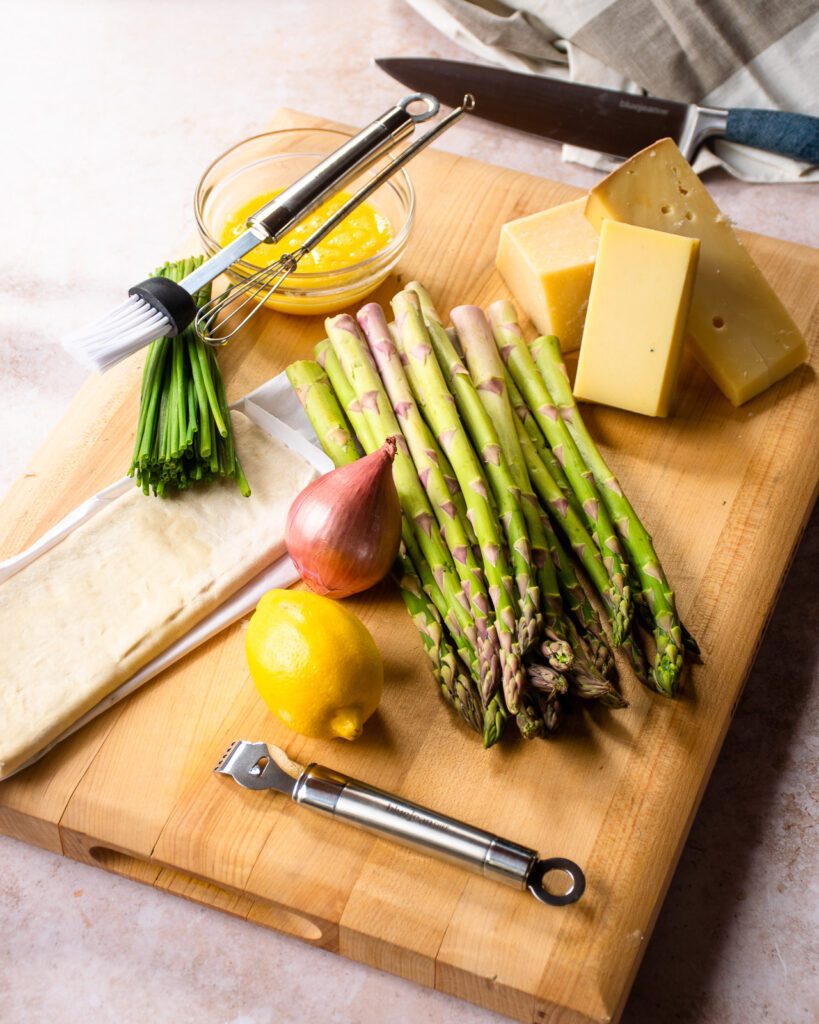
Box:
[128,277,198,337]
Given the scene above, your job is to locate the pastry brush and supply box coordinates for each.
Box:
[63,94,444,373]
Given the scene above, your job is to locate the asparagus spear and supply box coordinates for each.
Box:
[536,691,563,734]
[530,333,686,695]
[535,509,614,675]
[516,438,644,685]
[512,412,601,573]
[404,292,626,713]
[398,291,487,544]
[358,304,479,570]
[285,360,359,466]
[396,292,540,603]
[397,297,542,661]
[389,292,528,713]
[407,284,622,676]
[407,289,625,706]
[317,335,480,546]
[452,304,630,707]
[447,304,572,673]
[504,371,584,524]
[516,691,547,739]
[528,662,569,696]
[488,299,632,645]
[316,336,507,742]
[356,303,500,700]
[395,543,483,733]
[401,517,509,745]
[485,310,644,685]
[621,632,651,686]
[325,313,483,680]
[485,307,643,690]
[626,558,699,657]
[341,306,505,743]
[511,400,625,638]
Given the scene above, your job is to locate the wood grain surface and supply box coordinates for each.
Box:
[1,109,817,1024]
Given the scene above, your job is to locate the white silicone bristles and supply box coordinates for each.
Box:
[63,295,171,373]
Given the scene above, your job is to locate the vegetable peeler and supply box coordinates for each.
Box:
[214,740,586,907]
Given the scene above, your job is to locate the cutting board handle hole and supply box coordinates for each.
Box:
[88,846,324,943]
[89,845,152,875]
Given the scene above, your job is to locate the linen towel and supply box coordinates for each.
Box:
[406,0,819,182]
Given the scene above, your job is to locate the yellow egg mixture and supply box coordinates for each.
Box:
[219,189,393,314]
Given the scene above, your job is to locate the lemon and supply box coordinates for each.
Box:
[245,589,383,740]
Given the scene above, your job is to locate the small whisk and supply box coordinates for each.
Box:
[63,94,473,373]
[196,95,474,346]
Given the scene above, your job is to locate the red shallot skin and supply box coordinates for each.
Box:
[285,438,401,599]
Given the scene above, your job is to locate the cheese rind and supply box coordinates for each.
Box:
[574,221,699,417]
[585,138,807,406]
[496,197,598,351]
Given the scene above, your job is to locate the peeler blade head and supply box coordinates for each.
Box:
[213,740,298,795]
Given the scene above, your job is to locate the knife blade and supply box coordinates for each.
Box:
[376,57,819,165]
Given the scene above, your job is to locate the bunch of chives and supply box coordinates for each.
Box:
[128,257,250,497]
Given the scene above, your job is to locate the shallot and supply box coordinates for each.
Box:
[285,437,401,599]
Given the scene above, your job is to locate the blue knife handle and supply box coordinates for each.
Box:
[724,108,819,164]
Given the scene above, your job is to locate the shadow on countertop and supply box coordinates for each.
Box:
[623,505,819,1024]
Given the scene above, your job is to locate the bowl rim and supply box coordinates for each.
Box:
[194,127,415,282]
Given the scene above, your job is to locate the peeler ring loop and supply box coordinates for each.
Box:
[398,93,440,122]
[527,858,586,906]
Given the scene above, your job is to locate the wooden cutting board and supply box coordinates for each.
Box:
[1,108,817,1024]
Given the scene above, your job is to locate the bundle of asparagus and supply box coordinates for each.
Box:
[286,285,695,747]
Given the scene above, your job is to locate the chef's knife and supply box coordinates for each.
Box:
[376,57,819,164]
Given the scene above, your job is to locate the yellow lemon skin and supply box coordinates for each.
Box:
[245,589,383,741]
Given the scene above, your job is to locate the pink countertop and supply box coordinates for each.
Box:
[1,2,817,1022]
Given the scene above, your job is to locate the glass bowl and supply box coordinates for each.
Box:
[194,128,415,316]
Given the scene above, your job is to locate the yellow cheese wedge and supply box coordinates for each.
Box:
[585,138,807,406]
[495,197,598,351]
[574,221,699,417]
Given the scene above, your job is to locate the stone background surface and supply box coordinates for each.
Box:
[0,2,816,1021]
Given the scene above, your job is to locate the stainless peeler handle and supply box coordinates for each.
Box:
[247,93,439,244]
[293,764,585,906]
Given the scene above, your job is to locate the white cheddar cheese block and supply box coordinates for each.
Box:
[585,138,807,406]
[0,411,317,778]
[496,197,598,352]
[574,221,699,417]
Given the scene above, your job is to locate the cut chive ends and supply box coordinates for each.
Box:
[128,257,250,497]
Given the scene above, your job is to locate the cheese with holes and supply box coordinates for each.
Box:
[496,198,598,351]
[574,221,699,417]
[585,138,807,406]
